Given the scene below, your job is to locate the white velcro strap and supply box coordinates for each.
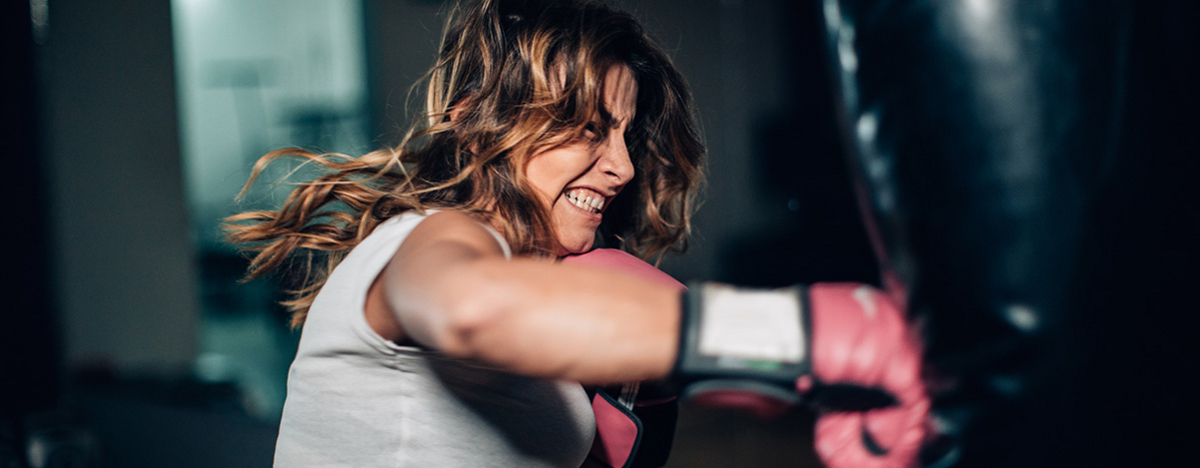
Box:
[696,283,806,364]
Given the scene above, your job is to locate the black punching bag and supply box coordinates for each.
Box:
[820,1,1151,466]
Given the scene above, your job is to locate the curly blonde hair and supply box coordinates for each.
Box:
[227,0,705,327]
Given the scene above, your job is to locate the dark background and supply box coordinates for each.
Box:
[3,0,1196,467]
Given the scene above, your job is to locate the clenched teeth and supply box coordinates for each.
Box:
[565,189,604,213]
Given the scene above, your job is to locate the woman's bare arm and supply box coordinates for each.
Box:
[363,211,680,384]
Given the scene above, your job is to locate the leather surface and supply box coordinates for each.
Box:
[822,1,1133,465]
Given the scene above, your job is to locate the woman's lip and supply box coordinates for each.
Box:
[564,186,612,199]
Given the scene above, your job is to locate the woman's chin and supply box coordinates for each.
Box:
[557,238,596,257]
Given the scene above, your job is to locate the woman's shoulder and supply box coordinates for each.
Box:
[399,209,512,259]
[366,208,467,242]
[412,210,496,237]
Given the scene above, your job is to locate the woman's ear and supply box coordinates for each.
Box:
[448,95,473,122]
[447,94,482,155]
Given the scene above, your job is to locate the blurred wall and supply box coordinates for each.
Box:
[174,0,370,248]
[40,0,199,373]
[621,0,787,281]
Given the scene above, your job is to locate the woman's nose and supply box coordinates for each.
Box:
[599,136,635,184]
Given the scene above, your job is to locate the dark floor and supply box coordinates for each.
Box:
[46,386,823,468]
[667,404,822,468]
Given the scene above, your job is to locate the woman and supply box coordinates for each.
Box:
[228,0,702,466]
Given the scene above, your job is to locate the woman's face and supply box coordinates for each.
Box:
[525,65,638,256]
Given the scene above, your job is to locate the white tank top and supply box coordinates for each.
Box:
[273,211,596,467]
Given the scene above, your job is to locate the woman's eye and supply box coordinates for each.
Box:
[583,122,603,140]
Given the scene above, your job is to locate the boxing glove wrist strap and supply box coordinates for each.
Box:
[675,282,813,387]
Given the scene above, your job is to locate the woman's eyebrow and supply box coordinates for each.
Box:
[601,111,632,130]
[596,107,615,125]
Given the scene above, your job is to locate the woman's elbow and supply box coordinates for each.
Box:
[428,267,514,359]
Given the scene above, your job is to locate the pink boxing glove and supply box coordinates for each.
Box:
[563,250,929,467]
[806,284,928,468]
[561,248,683,468]
[560,248,685,291]
[674,282,928,467]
